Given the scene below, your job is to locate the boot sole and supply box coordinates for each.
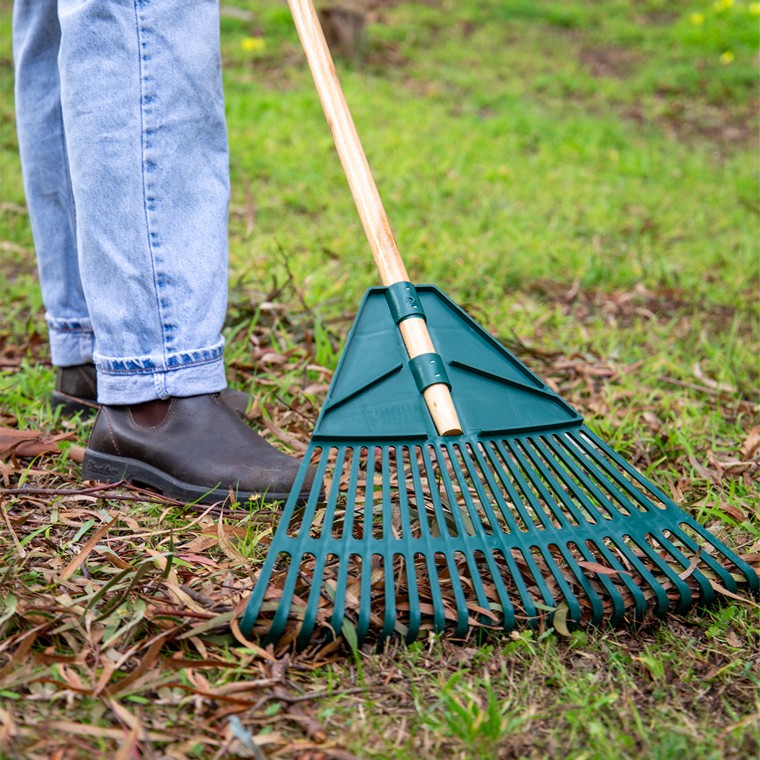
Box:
[82,449,311,506]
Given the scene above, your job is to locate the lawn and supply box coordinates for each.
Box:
[1,1,758,758]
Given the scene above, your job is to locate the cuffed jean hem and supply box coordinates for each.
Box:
[94,344,227,405]
[47,314,95,367]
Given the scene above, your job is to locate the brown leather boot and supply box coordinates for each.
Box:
[51,364,100,417]
[82,394,316,505]
[51,363,251,418]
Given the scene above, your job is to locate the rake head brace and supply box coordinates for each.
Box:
[241,286,759,649]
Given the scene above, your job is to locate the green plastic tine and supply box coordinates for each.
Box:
[579,533,648,621]
[241,549,281,641]
[295,446,331,540]
[395,446,415,540]
[456,442,522,627]
[439,442,506,629]
[548,541,605,625]
[498,439,587,621]
[531,543,583,625]
[570,431,665,514]
[590,538,649,619]
[606,535,672,615]
[451,442,522,627]
[651,529,715,604]
[328,445,362,637]
[431,444,475,635]
[560,432,662,521]
[626,533,694,613]
[421,444,470,635]
[328,552,352,643]
[477,439,534,534]
[441,443,500,625]
[688,520,756,593]
[554,435,700,610]
[528,435,643,620]
[671,520,757,599]
[492,439,581,620]
[270,549,308,637]
[342,444,362,541]
[514,436,610,623]
[544,433,622,522]
[430,444,467,539]
[357,553,372,644]
[404,561,422,641]
[321,445,348,541]
[512,546,559,624]
[240,440,322,641]
[355,447,377,644]
[492,439,555,532]
[652,524,741,605]
[380,447,398,641]
[567,539,628,626]
[484,442,562,616]
[452,440,510,539]
[507,438,603,621]
[519,437,623,622]
[582,429,682,510]
[499,550,532,628]
[408,445,447,632]
[395,447,422,641]
[672,521,755,592]
[297,550,329,649]
[508,438,575,529]
[287,446,337,644]
[468,442,536,628]
[524,436,595,526]
[381,554,397,642]
[555,434,694,609]
[363,445,376,542]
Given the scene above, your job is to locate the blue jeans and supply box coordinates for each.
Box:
[13,0,230,404]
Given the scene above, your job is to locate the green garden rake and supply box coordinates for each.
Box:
[240,0,759,649]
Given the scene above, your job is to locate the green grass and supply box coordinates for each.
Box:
[1,0,758,758]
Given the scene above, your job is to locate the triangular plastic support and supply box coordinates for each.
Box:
[313,285,582,441]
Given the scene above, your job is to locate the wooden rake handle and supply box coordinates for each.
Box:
[288,0,462,436]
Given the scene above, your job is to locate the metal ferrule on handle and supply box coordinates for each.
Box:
[287,0,462,436]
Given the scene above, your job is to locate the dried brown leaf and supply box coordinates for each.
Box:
[60,514,119,581]
[0,427,75,460]
[739,426,760,459]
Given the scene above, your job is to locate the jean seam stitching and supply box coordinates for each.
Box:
[134,0,168,394]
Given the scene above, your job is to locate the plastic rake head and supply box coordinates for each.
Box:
[241,287,759,649]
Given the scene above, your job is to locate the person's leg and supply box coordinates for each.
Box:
[13,0,94,369]
[50,0,313,503]
[57,0,229,403]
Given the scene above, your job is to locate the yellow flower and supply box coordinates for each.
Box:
[719,50,735,65]
[241,37,266,53]
[749,2,760,15]
[689,12,705,24]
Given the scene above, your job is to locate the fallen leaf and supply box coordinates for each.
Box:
[739,426,760,460]
[577,561,632,578]
[0,427,75,460]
